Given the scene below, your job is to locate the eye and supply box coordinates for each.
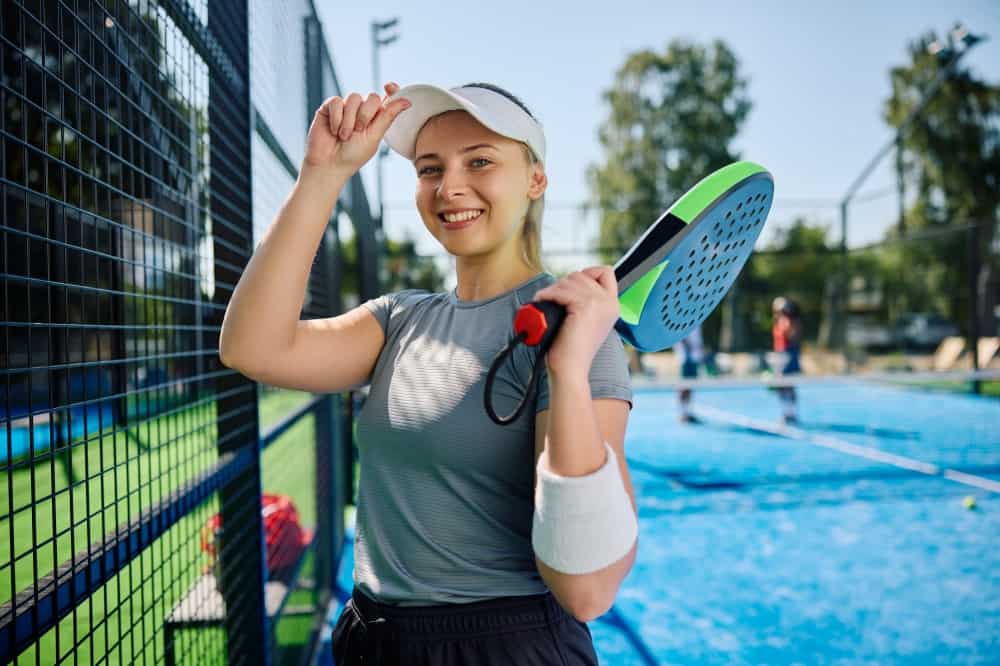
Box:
[417,165,441,176]
[470,157,492,168]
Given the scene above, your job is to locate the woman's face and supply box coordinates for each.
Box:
[412,110,545,261]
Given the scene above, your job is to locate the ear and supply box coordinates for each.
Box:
[527,163,547,200]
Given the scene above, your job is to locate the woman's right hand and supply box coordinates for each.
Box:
[303,81,410,174]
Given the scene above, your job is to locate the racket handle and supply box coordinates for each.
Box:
[514,300,566,347]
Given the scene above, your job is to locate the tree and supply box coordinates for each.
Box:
[587,39,752,349]
[699,217,838,351]
[339,233,445,300]
[885,29,1000,336]
[749,219,837,344]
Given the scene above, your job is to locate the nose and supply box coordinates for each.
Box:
[437,168,468,200]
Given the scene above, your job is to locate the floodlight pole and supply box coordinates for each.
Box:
[834,25,985,364]
[371,18,399,240]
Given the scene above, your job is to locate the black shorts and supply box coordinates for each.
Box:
[331,586,599,665]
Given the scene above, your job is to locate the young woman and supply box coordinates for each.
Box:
[219,80,637,665]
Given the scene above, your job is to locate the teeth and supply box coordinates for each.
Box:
[442,210,482,223]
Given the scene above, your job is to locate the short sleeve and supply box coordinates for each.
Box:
[361,293,396,334]
[361,289,430,336]
[358,290,432,388]
[533,330,633,413]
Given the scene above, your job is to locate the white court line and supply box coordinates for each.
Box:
[639,368,1000,391]
[694,405,1000,495]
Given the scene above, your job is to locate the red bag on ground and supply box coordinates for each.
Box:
[201,493,313,576]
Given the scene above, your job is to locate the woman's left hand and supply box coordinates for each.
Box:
[532,267,620,381]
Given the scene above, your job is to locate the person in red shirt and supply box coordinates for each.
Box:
[771,297,801,424]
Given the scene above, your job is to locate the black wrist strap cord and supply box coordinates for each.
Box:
[484,301,566,426]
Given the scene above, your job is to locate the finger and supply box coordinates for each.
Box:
[564,270,604,297]
[313,96,338,120]
[566,270,595,287]
[582,266,618,294]
[355,93,382,132]
[537,273,583,295]
[316,95,340,117]
[322,97,344,138]
[370,97,412,136]
[383,81,401,97]
[533,282,575,305]
[339,93,363,141]
[532,284,558,302]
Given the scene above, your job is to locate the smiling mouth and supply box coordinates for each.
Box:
[438,210,484,228]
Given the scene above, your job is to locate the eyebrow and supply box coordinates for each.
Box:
[414,143,500,163]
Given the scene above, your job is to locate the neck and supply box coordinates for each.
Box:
[454,250,539,302]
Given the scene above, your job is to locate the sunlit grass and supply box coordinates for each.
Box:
[3,388,339,664]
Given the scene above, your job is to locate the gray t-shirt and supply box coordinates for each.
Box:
[354,272,633,605]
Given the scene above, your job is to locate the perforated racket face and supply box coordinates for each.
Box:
[615,172,773,351]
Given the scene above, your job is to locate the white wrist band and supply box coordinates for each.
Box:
[532,442,638,575]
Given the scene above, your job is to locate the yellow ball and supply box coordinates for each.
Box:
[962,496,977,510]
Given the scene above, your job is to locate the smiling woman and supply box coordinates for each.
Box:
[219,79,635,666]
[396,83,548,287]
[408,110,545,284]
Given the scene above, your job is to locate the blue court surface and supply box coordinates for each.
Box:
[317,381,999,665]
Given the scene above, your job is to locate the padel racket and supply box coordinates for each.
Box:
[485,160,774,425]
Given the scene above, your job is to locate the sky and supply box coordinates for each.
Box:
[312,0,1000,273]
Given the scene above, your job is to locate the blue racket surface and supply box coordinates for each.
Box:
[613,164,774,351]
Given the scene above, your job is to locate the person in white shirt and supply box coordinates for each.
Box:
[673,326,704,423]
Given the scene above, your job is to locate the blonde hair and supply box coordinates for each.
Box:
[522,146,545,272]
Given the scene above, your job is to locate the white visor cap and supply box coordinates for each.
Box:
[384,84,545,163]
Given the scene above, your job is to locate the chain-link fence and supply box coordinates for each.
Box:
[1,2,372,663]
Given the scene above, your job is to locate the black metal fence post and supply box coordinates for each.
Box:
[968,222,981,394]
[208,1,269,663]
[314,395,344,604]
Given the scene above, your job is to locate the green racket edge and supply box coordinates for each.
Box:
[617,160,771,326]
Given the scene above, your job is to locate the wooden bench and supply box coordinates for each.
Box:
[163,530,315,666]
[933,336,966,371]
[978,337,999,367]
